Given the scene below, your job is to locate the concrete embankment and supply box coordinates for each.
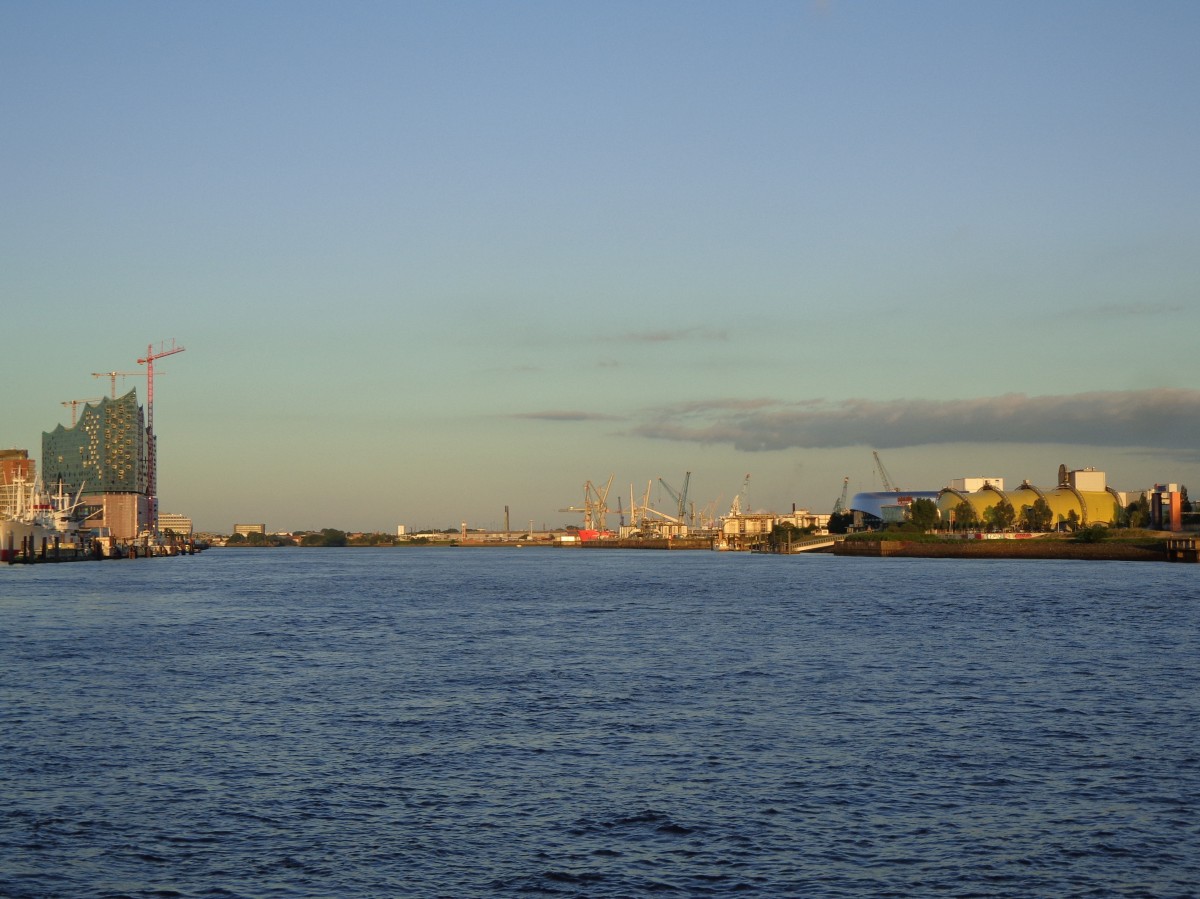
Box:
[833,539,1168,562]
[581,537,714,550]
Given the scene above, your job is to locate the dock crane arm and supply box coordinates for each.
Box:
[872,451,900,493]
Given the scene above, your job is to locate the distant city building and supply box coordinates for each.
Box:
[776,508,831,531]
[0,449,35,519]
[396,524,407,537]
[950,476,1005,493]
[1067,467,1106,493]
[42,390,150,540]
[158,513,193,536]
[0,448,34,484]
[234,523,266,537]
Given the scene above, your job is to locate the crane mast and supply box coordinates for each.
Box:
[137,339,185,533]
[832,476,850,514]
[61,398,102,427]
[658,471,692,524]
[91,371,146,399]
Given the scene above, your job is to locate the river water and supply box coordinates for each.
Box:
[1,548,1198,897]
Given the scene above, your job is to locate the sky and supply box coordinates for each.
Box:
[2,0,1198,533]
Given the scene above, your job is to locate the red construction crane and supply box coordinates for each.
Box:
[137,339,186,532]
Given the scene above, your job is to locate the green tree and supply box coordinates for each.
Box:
[983,499,1015,532]
[827,511,854,534]
[907,498,940,531]
[1074,523,1108,543]
[1126,493,1149,529]
[953,501,978,531]
[769,522,804,550]
[1018,497,1053,532]
[1065,509,1080,532]
[321,528,348,547]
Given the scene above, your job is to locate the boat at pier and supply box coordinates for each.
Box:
[0,474,91,561]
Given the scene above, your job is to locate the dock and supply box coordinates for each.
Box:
[1165,536,1199,563]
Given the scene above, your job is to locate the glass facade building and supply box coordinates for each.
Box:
[42,389,149,499]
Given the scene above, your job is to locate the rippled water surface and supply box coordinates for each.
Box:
[2,548,1199,897]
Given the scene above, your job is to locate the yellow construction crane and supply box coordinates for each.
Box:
[61,398,102,426]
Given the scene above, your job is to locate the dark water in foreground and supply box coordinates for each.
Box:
[1,548,1198,898]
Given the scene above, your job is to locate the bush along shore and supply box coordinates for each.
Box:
[833,529,1172,562]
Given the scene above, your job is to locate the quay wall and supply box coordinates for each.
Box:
[833,539,1167,562]
[581,537,714,551]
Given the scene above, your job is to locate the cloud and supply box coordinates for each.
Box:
[629,389,1200,453]
[512,410,624,422]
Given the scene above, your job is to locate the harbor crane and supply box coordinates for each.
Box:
[559,474,615,531]
[61,398,102,426]
[832,476,850,515]
[137,339,186,532]
[729,473,751,515]
[872,451,900,493]
[658,471,692,525]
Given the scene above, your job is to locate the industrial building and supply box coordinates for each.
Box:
[158,513,194,536]
[936,467,1121,529]
[849,491,942,527]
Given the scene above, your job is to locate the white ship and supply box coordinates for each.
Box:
[0,474,91,560]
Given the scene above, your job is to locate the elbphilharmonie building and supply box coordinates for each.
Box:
[41,389,151,539]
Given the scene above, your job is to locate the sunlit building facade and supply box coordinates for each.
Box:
[42,389,150,539]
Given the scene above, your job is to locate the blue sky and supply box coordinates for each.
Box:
[3,1,1198,533]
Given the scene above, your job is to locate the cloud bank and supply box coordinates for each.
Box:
[629,389,1200,453]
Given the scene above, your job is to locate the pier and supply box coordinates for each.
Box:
[1165,536,1199,563]
[3,533,200,564]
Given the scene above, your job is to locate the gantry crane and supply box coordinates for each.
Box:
[137,339,186,532]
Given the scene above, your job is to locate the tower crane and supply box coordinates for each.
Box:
[92,370,146,399]
[137,339,186,533]
[61,398,102,427]
[872,451,900,493]
[832,476,850,515]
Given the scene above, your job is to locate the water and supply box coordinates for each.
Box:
[2,548,1198,898]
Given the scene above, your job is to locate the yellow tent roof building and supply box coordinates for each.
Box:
[936,467,1121,529]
